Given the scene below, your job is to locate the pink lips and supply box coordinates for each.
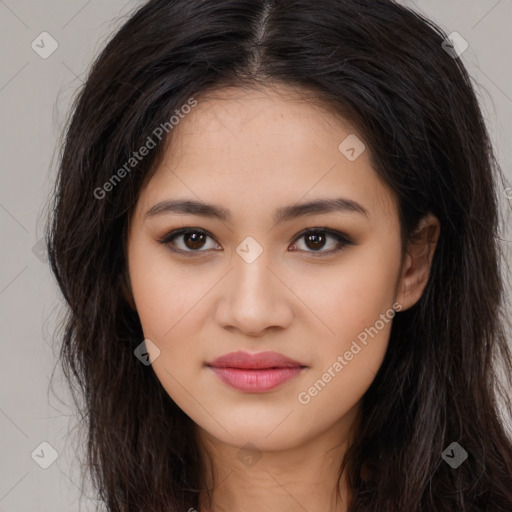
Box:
[207,350,306,392]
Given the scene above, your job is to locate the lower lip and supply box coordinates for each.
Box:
[209,367,304,392]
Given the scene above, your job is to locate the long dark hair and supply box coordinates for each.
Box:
[45,0,512,510]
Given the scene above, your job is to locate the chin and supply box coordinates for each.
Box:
[205,424,305,453]
[195,405,322,453]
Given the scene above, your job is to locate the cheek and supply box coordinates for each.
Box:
[293,261,398,421]
[128,246,209,412]
[128,243,205,339]
[292,241,401,349]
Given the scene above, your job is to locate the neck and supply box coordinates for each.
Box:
[196,404,359,512]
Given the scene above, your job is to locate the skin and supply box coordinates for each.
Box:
[125,84,440,512]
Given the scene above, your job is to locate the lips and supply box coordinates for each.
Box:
[206,350,306,392]
[209,350,304,369]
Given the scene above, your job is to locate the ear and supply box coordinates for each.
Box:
[395,212,440,311]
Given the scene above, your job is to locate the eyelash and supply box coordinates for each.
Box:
[157,227,354,258]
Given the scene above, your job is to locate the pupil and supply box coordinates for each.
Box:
[306,233,325,250]
[185,232,205,250]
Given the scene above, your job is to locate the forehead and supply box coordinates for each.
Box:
[137,85,398,225]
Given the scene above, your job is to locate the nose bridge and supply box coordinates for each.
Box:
[215,241,292,335]
[231,243,275,309]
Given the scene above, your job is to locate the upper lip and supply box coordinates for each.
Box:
[207,350,305,369]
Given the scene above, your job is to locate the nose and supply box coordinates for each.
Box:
[214,252,293,338]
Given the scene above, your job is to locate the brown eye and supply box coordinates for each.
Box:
[290,228,353,255]
[304,232,327,251]
[182,231,208,250]
[159,228,220,255]
[158,227,353,258]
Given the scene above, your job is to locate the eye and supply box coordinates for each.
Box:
[158,227,220,255]
[157,227,354,257]
[289,228,354,256]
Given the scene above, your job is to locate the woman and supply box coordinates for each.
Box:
[45,0,512,510]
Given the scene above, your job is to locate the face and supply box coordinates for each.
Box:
[126,85,421,453]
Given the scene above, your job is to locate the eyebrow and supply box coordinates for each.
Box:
[144,197,369,223]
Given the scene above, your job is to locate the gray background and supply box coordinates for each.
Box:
[1,1,511,510]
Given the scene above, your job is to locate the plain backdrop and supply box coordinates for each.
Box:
[1,1,511,510]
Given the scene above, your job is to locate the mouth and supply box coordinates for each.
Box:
[206,350,307,393]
